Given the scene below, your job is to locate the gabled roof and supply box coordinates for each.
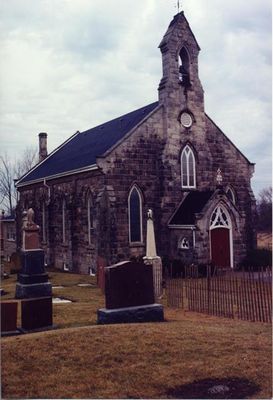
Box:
[169,190,214,226]
[17,101,159,186]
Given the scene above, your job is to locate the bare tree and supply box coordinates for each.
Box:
[0,154,15,215]
[14,146,38,180]
[257,186,272,232]
[0,146,38,215]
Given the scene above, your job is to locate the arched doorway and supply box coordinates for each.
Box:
[210,204,233,268]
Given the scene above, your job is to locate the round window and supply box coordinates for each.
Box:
[180,112,192,128]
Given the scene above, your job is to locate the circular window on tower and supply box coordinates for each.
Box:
[180,112,193,128]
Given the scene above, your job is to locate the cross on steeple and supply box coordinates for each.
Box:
[174,0,182,13]
[177,0,181,12]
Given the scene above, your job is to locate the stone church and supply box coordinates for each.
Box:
[16,11,256,274]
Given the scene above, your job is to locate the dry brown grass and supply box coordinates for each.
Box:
[1,271,272,399]
[1,270,101,328]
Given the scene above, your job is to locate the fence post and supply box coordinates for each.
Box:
[207,265,210,315]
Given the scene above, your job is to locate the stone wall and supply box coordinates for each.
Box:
[97,106,165,261]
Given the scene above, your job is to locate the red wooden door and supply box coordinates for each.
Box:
[210,228,230,267]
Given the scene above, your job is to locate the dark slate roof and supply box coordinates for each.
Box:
[19,101,159,184]
[169,190,214,225]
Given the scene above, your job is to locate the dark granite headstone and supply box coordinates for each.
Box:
[19,250,46,275]
[15,251,52,298]
[1,301,19,335]
[97,261,164,324]
[21,297,53,331]
[105,261,155,309]
[17,250,49,283]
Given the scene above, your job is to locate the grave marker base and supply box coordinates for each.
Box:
[15,282,52,299]
[97,303,164,325]
[1,330,21,337]
[20,325,57,334]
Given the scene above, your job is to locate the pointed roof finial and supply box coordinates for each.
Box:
[216,168,223,186]
[174,0,183,14]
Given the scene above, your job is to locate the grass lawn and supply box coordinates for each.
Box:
[1,270,272,399]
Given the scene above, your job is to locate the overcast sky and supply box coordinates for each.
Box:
[0,0,271,196]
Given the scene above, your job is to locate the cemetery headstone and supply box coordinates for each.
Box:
[1,301,20,336]
[97,261,164,324]
[15,209,52,299]
[21,297,53,332]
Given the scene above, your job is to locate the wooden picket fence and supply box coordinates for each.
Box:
[166,267,272,323]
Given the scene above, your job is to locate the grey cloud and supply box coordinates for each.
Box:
[0,0,271,196]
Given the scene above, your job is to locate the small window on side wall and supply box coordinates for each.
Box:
[128,186,143,243]
[62,199,66,244]
[179,237,190,250]
[181,145,196,189]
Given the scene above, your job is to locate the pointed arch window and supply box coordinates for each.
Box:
[128,186,143,243]
[178,47,190,87]
[87,193,94,245]
[181,145,196,189]
[62,199,66,244]
[210,205,231,229]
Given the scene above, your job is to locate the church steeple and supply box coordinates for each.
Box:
[160,11,210,194]
[158,12,204,112]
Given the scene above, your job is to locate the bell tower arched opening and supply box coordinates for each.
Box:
[179,47,191,87]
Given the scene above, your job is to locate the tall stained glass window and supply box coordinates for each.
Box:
[128,186,142,243]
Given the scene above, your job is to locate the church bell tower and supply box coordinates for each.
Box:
[159,11,213,201]
[158,11,205,120]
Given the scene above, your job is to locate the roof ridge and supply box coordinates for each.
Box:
[81,101,159,135]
